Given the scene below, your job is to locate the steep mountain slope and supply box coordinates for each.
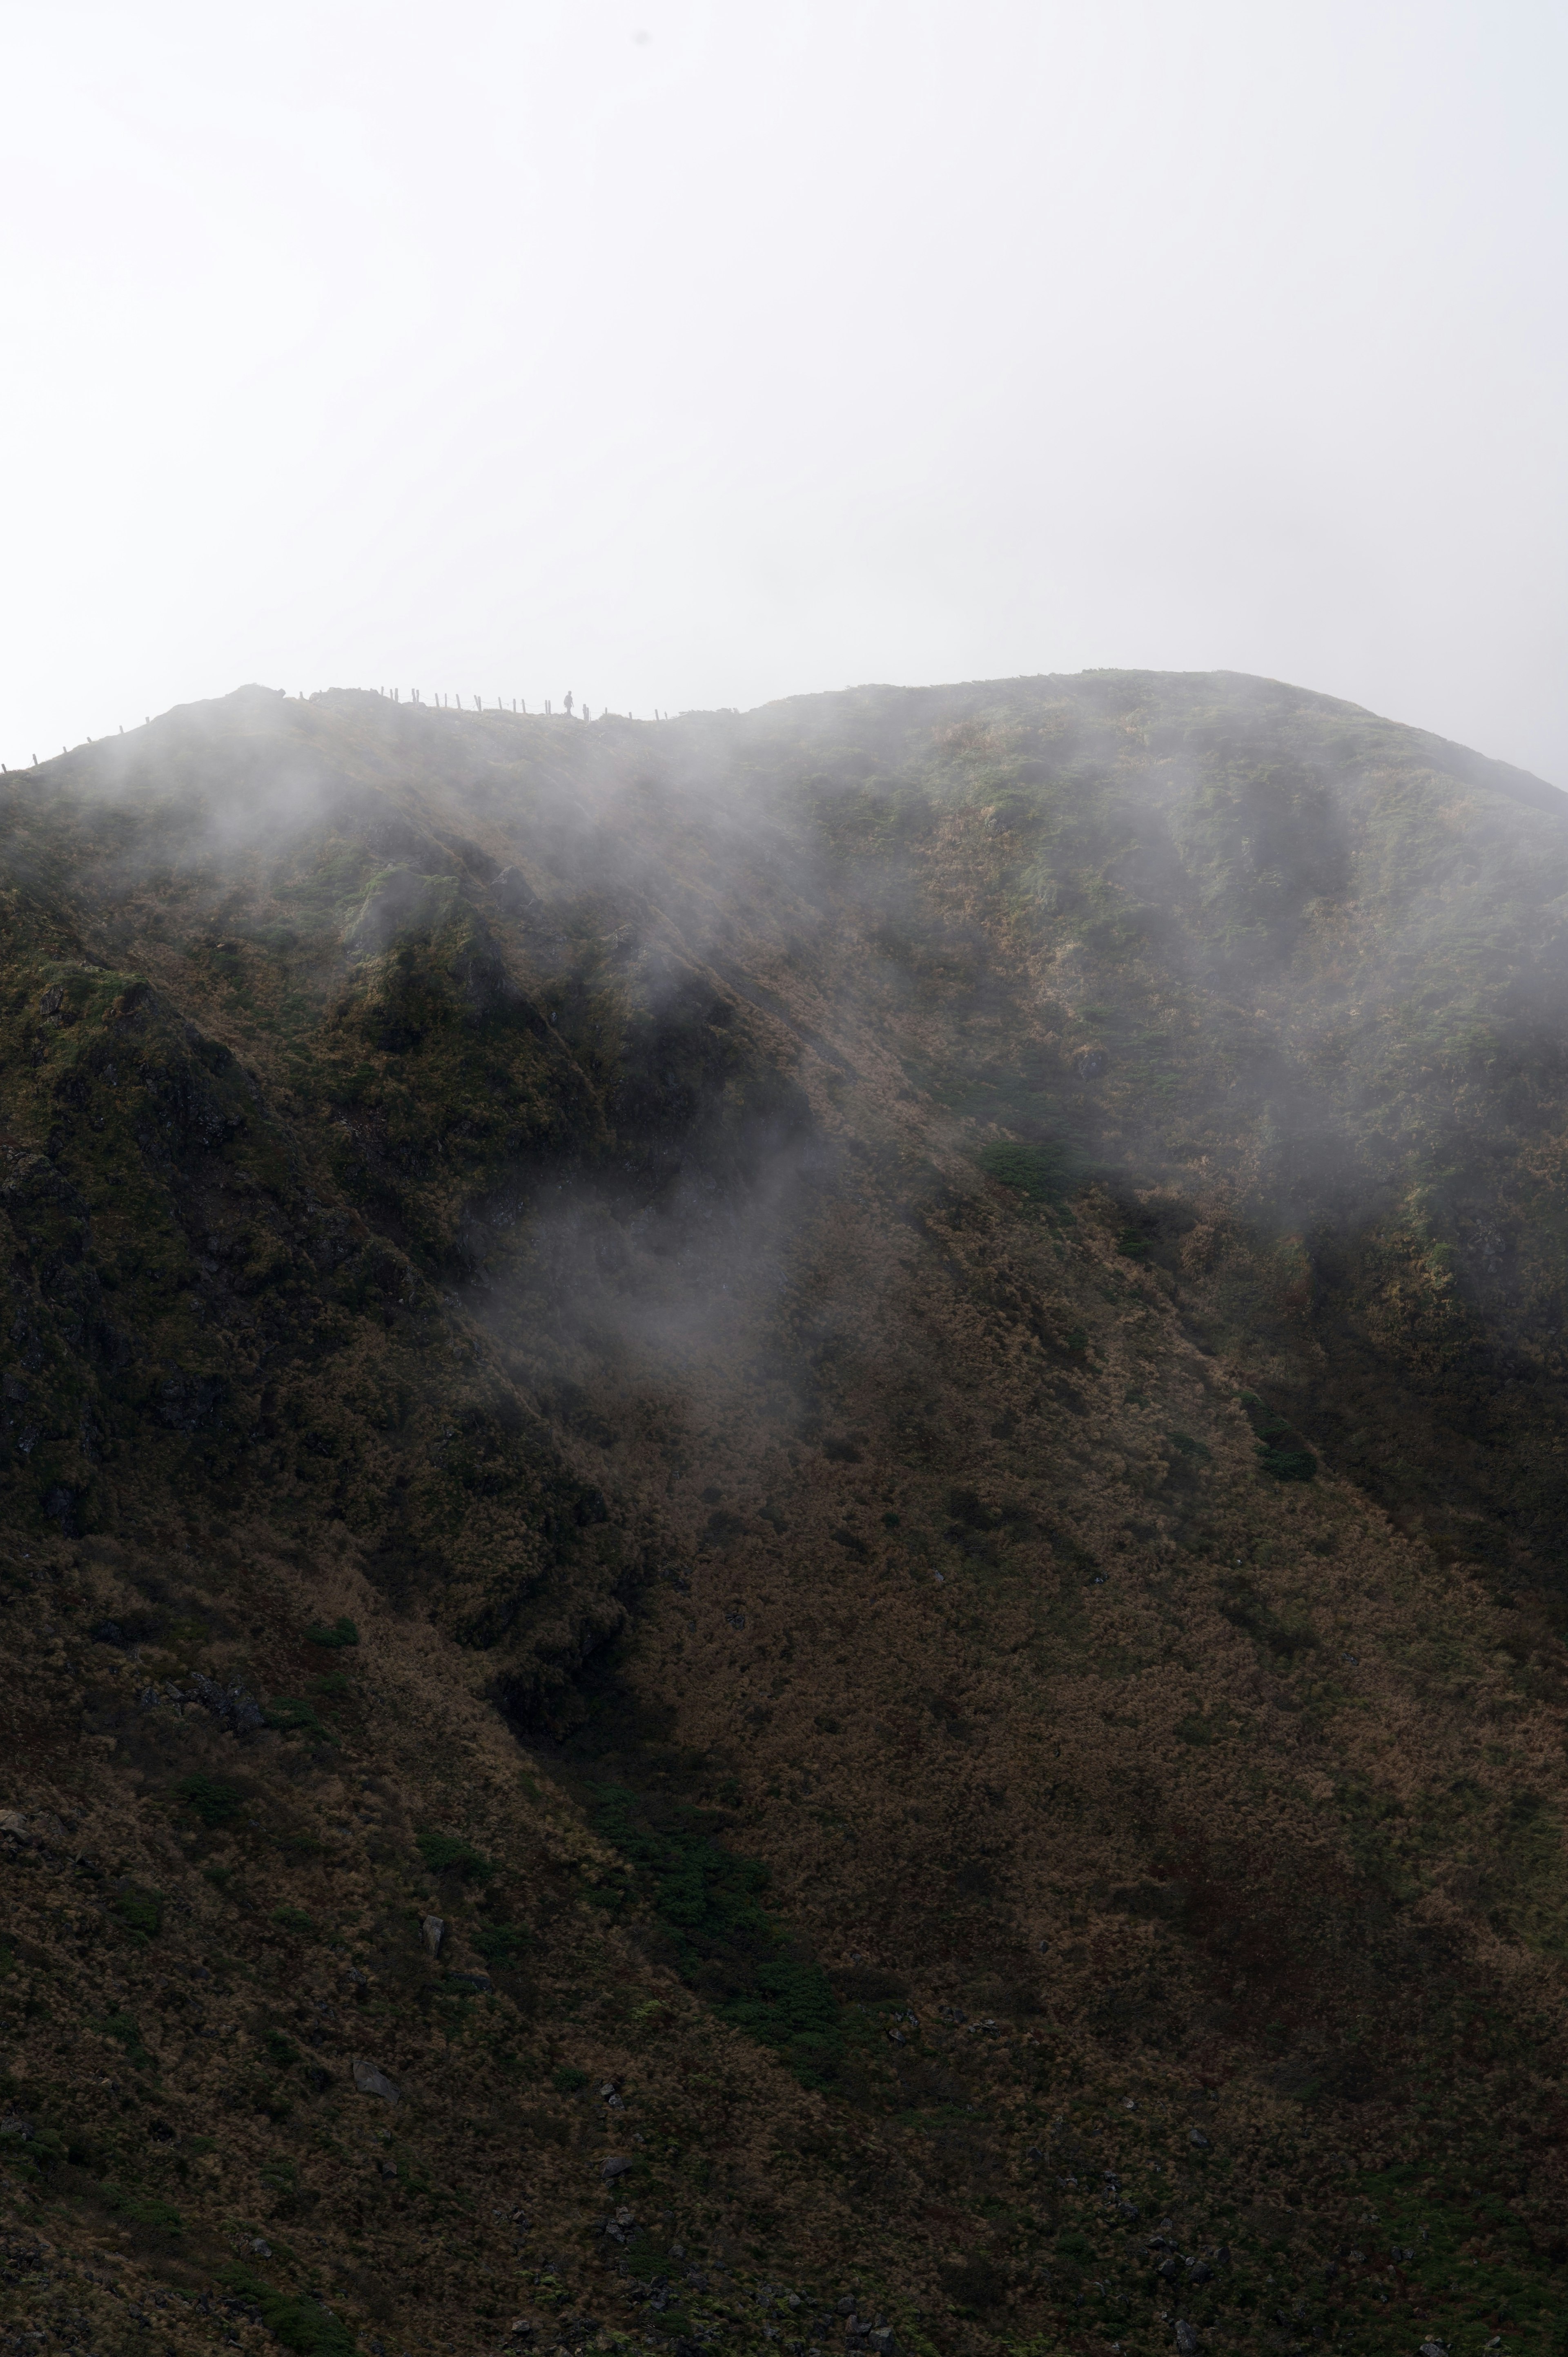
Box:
[4,673,1568,2357]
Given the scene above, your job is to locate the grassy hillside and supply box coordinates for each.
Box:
[3,673,1568,2357]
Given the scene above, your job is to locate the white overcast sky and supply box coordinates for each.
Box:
[2,0,1564,780]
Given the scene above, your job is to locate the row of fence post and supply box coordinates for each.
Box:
[2,693,693,771]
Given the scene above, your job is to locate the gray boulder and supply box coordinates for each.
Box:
[352,2060,401,2103]
[191,1672,264,1737]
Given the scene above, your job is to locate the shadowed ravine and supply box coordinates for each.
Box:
[3,673,1568,2357]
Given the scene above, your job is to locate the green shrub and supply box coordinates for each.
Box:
[978,1139,1075,1201]
[622,2228,676,2282]
[95,2012,155,2072]
[1167,1432,1212,1462]
[726,1957,841,2062]
[416,1830,495,1882]
[550,2064,588,2093]
[102,2183,183,2237]
[6,2125,65,2174]
[1257,1444,1316,1480]
[590,1784,844,2088]
[111,1885,163,1939]
[265,1697,335,1741]
[474,1923,531,1966]
[303,1617,359,1649]
[1238,1389,1317,1480]
[222,2269,356,2357]
[178,1772,245,1827]
[270,1907,314,1938]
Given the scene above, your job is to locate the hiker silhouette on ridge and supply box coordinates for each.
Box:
[563,690,574,717]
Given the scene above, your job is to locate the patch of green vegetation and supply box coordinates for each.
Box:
[111,1884,163,1939]
[619,2227,679,2283]
[590,1784,843,2088]
[222,2267,357,2357]
[96,2011,156,2072]
[274,1829,324,1862]
[550,2064,588,2094]
[265,1696,335,1741]
[178,1771,246,1827]
[1492,1788,1568,1955]
[1347,2163,1568,2346]
[474,1923,532,1966]
[1167,1431,1211,1461]
[1256,1441,1316,1479]
[270,1907,315,1937]
[978,1139,1076,1202]
[101,2183,183,2237]
[1238,1389,1316,1479]
[7,2125,66,2174]
[415,1830,495,1882]
[303,1617,359,1648]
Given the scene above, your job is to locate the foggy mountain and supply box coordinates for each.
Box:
[4,671,1568,2357]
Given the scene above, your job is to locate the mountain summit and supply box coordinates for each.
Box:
[3,672,1568,2356]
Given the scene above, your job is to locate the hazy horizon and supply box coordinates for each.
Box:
[3,0,1564,783]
